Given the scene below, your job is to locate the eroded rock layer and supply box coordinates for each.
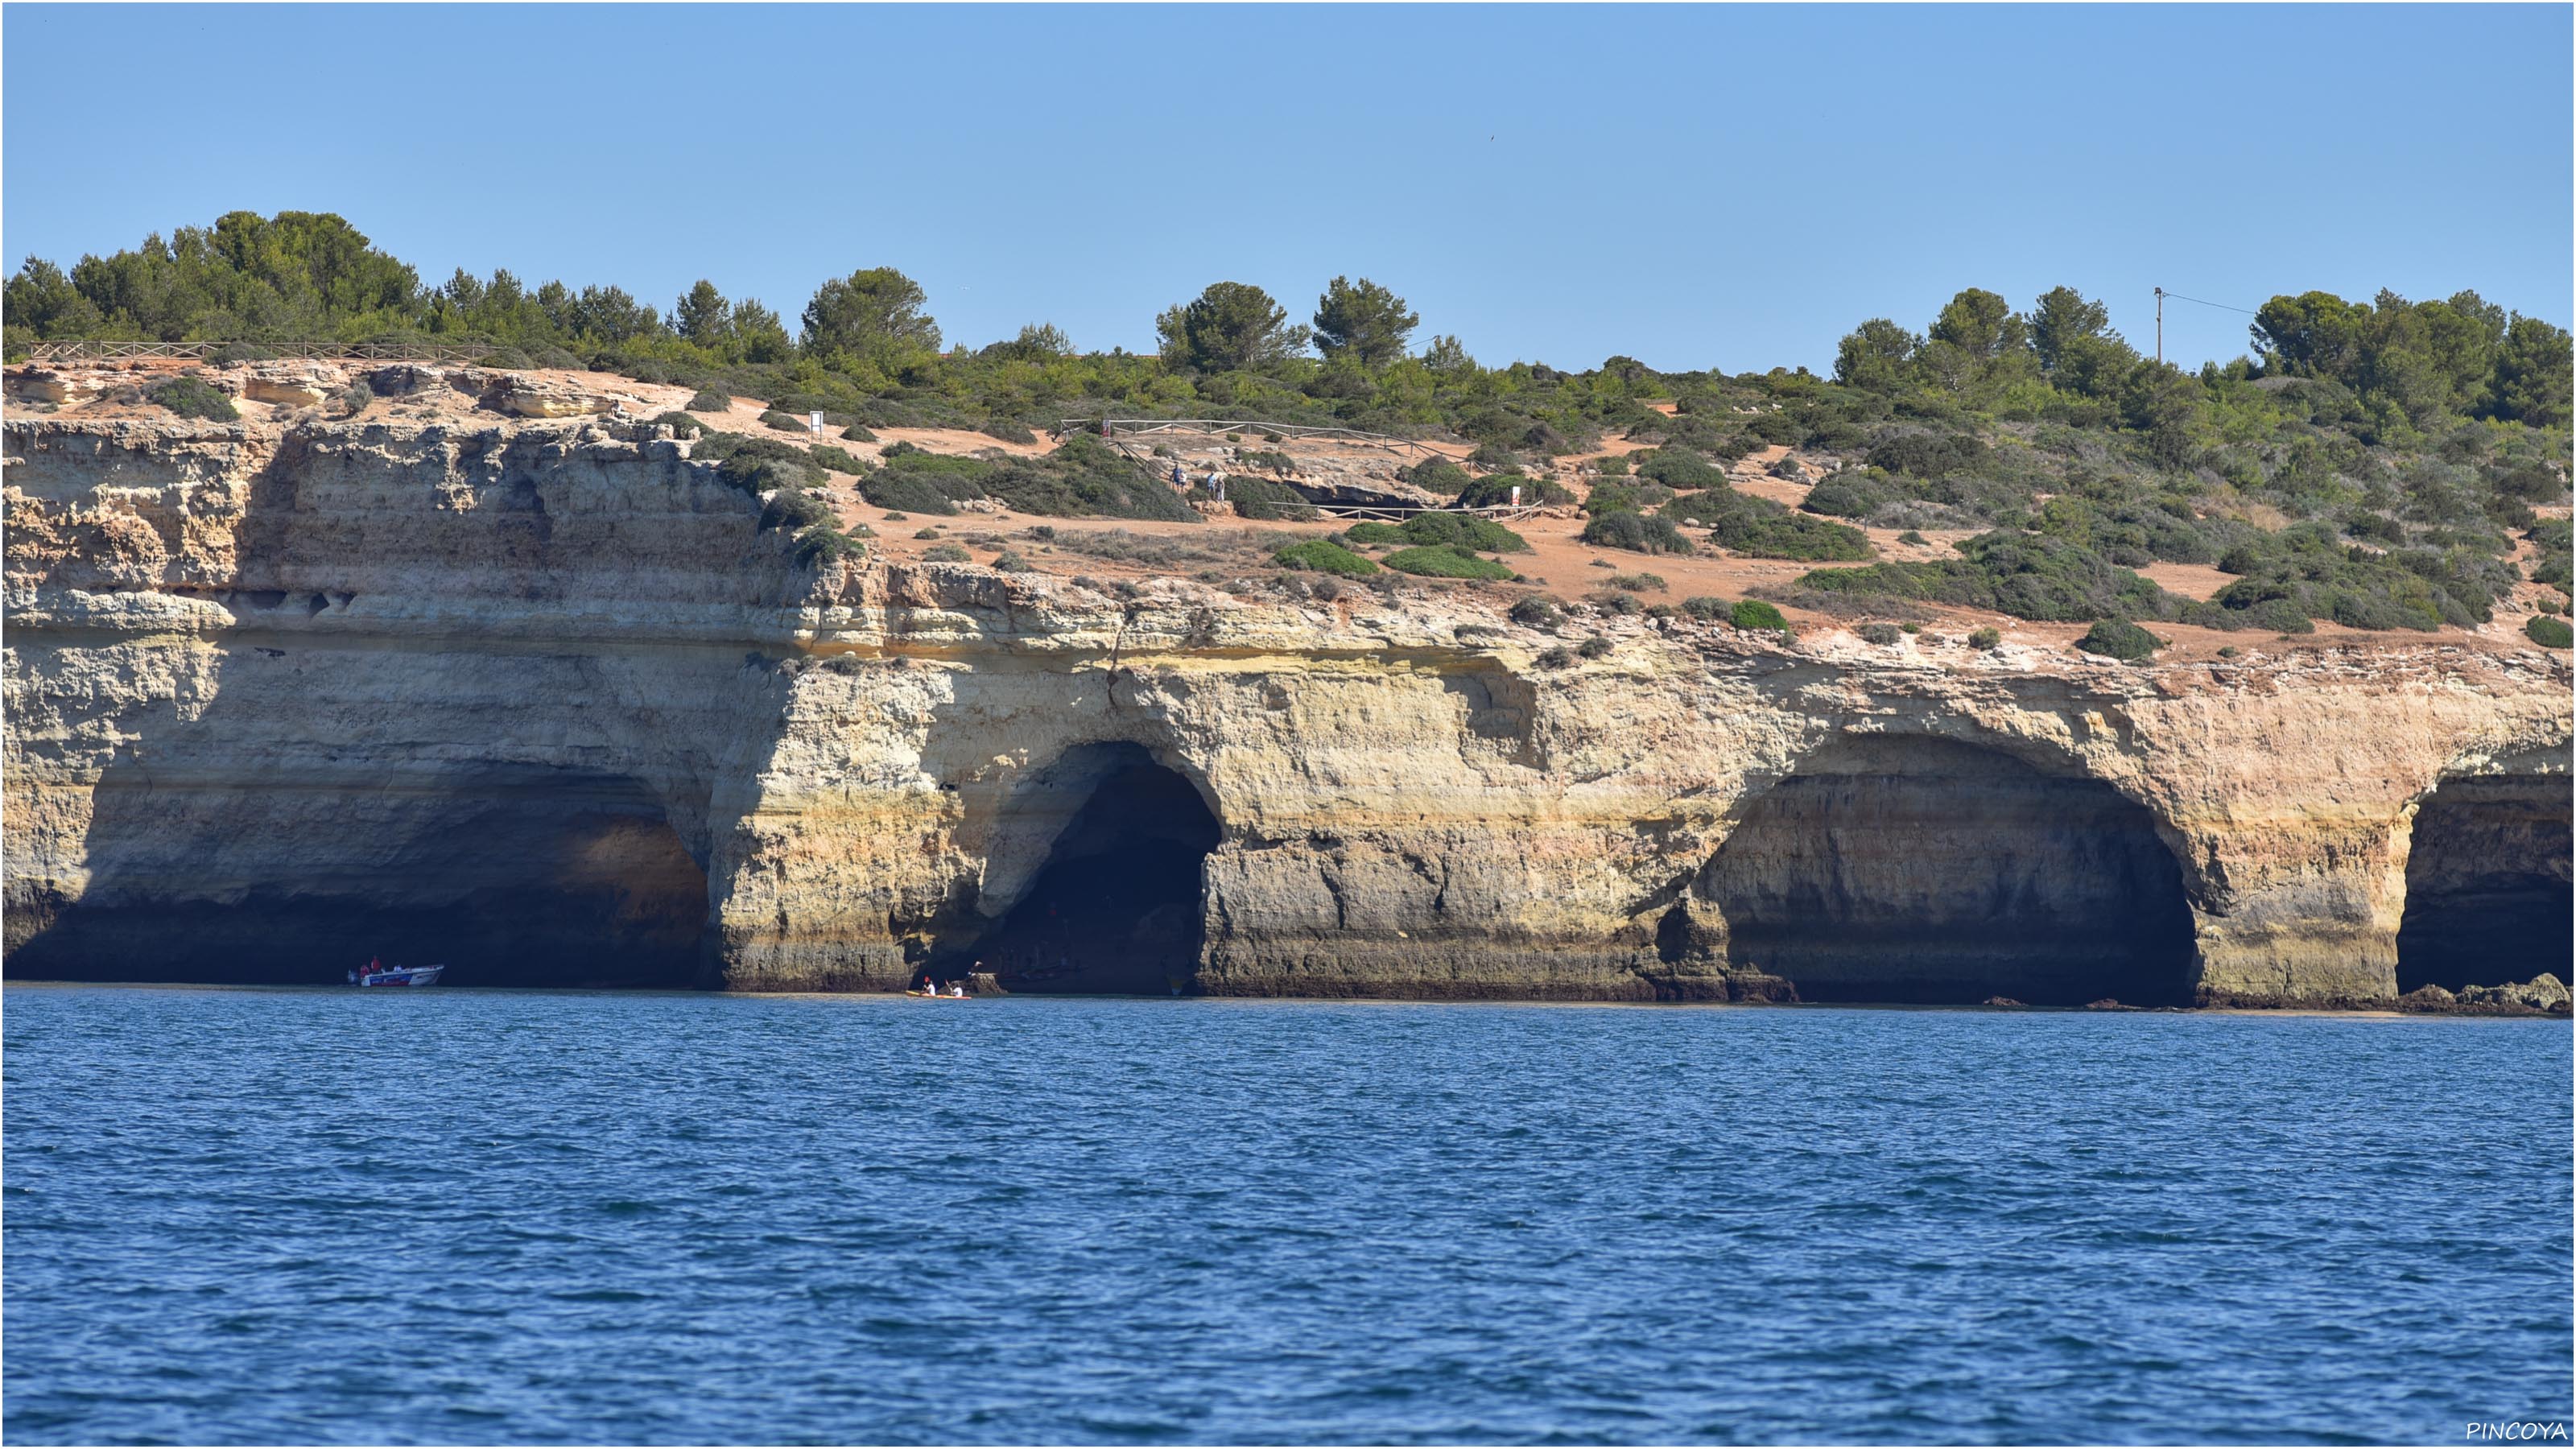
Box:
[7,407,2570,1005]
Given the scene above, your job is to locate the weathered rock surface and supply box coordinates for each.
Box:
[5,401,2570,1002]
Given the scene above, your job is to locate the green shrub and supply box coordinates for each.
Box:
[1577,636,1613,658]
[759,489,834,532]
[651,411,705,438]
[808,444,870,475]
[762,409,811,432]
[1595,454,1631,477]
[1605,572,1667,592]
[686,386,733,413]
[1634,446,1727,491]
[2525,615,2573,649]
[1590,590,1644,617]
[1730,600,1790,631]
[795,527,864,568]
[1767,454,1806,481]
[861,475,964,514]
[1383,545,1517,580]
[1509,595,1564,626]
[1364,510,1528,553]
[922,543,972,563]
[1798,532,2176,623]
[1406,457,1475,495]
[1968,625,2002,650]
[840,423,878,443]
[2075,618,2165,661]
[147,375,238,422]
[1898,530,1928,546]
[1274,539,1379,576]
[1856,622,1904,646]
[983,417,1038,445]
[1681,596,1728,621]
[993,550,1036,572]
[1583,481,1677,516]
[1225,476,1319,522]
[1707,510,1872,561]
[1582,510,1695,555]
[1536,645,1575,668]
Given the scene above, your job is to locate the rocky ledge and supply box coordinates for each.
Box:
[5,396,2569,1008]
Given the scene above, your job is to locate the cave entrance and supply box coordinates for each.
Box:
[2396,776,2572,993]
[1701,737,2198,1006]
[7,768,712,989]
[977,744,1220,995]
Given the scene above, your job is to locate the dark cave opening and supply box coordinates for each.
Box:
[7,770,712,989]
[1702,737,2199,1007]
[974,745,1220,995]
[2396,776,2572,993]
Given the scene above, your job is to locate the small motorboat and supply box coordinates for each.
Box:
[350,963,445,987]
[904,986,972,999]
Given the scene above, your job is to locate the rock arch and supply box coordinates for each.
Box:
[8,763,712,988]
[968,741,1221,994]
[1690,734,2199,1005]
[2396,770,2572,993]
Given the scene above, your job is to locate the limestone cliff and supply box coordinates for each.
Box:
[6,395,2569,1006]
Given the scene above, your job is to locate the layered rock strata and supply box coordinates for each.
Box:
[6,403,2569,1005]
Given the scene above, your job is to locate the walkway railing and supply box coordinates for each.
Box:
[24,340,503,365]
[1062,417,1451,462]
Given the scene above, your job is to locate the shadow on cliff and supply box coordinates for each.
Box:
[2396,767,2572,993]
[1674,734,2202,1007]
[4,421,803,989]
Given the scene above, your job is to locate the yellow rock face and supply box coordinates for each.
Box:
[4,398,2569,1005]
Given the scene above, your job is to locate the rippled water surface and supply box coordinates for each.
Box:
[6,986,2570,1444]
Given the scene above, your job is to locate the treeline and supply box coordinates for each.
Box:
[6,210,2570,641]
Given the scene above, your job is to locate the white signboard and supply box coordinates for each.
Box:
[809,411,825,433]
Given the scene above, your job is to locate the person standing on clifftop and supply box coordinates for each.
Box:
[1170,462,1185,490]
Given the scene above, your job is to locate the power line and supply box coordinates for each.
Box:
[2153,287,2262,363]
[2157,291,2259,316]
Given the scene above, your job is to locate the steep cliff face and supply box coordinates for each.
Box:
[7,403,2570,1005]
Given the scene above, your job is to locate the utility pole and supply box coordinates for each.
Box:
[2153,287,2165,365]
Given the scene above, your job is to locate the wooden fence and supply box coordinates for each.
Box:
[24,340,503,365]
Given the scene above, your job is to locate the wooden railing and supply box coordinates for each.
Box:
[23,340,503,365]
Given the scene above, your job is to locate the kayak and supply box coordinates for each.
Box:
[352,964,444,987]
[904,988,972,999]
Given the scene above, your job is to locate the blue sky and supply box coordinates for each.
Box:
[5,4,2568,373]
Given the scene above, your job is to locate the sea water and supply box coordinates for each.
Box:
[4,985,2569,1445]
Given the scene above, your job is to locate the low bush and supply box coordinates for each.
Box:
[1583,481,1677,516]
[993,550,1037,572]
[1383,544,1517,580]
[1509,595,1565,627]
[686,386,733,413]
[651,411,705,438]
[1589,590,1644,616]
[1536,645,1575,668]
[2075,618,2165,661]
[1224,476,1319,522]
[1346,511,1530,554]
[1605,572,1667,592]
[147,375,239,422]
[1798,531,2176,623]
[1594,454,1631,477]
[982,417,1038,445]
[921,543,972,562]
[1633,446,1727,491]
[1968,625,2002,650]
[1856,622,1904,646]
[2526,615,2574,649]
[1582,510,1695,555]
[759,489,834,532]
[761,409,811,432]
[1577,636,1613,658]
[795,527,864,568]
[1406,457,1475,495]
[1707,510,1872,561]
[1274,539,1379,577]
[1680,595,1728,621]
[1729,600,1791,631]
[808,444,871,475]
[840,423,878,443]
[1767,454,1807,481]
